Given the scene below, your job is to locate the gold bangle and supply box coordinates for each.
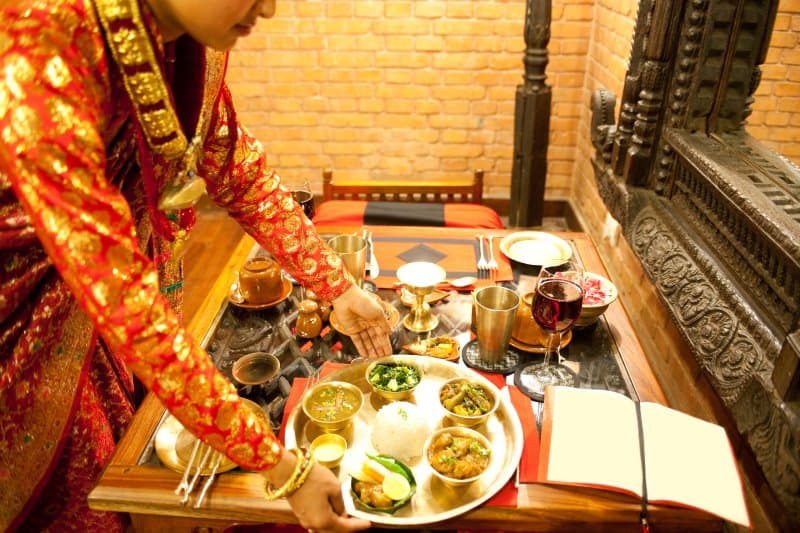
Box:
[264,448,306,501]
[288,452,315,496]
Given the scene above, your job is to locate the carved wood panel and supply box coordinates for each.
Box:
[590,0,799,527]
[628,197,799,523]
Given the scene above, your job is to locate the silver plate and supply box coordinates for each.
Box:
[498,231,572,267]
[284,357,524,526]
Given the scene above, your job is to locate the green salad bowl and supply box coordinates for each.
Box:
[365,356,423,401]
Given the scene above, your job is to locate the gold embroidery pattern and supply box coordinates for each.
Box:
[200,95,351,302]
[2,0,283,477]
[0,281,94,531]
[92,0,186,158]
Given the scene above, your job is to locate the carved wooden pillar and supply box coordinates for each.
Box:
[509,0,551,227]
[611,0,652,178]
[622,1,683,187]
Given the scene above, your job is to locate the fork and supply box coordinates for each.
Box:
[476,234,488,275]
[174,439,202,497]
[486,234,498,278]
[193,452,223,508]
[366,230,380,278]
[179,443,213,505]
[304,367,321,392]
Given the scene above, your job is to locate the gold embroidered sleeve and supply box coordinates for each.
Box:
[0,6,281,471]
[200,85,351,302]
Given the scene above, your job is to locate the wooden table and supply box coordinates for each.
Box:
[89,227,722,532]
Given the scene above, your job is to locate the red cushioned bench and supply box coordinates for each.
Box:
[312,168,504,229]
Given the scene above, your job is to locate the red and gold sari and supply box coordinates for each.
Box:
[0,1,350,530]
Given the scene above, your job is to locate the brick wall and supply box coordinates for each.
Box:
[749,2,800,164]
[226,0,592,199]
[227,0,797,198]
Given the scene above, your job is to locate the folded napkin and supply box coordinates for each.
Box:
[370,234,512,289]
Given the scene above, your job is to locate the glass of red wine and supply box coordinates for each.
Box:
[288,178,315,219]
[524,260,583,396]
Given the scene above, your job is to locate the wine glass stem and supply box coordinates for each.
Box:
[555,331,563,364]
[542,332,558,366]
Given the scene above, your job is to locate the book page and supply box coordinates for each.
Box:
[543,387,643,498]
[640,402,750,527]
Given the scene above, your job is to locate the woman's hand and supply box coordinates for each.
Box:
[331,285,392,357]
[287,463,371,533]
[262,451,370,533]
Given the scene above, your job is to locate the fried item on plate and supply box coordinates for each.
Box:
[350,454,416,514]
[402,335,459,360]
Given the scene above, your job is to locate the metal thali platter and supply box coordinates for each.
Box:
[284,356,524,526]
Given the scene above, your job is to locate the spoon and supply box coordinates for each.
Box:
[229,272,245,303]
[438,276,478,288]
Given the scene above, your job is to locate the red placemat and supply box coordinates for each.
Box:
[473,370,507,390]
[509,385,540,483]
[370,234,512,289]
[482,384,540,507]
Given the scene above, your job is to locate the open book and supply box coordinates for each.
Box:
[538,386,750,527]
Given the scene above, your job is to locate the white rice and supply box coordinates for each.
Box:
[371,401,429,462]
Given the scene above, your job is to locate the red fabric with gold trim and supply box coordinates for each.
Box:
[0,0,352,529]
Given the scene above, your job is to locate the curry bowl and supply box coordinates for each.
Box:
[437,377,498,427]
[302,380,363,432]
[423,426,492,487]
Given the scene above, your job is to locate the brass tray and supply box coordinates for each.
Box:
[155,414,238,476]
[155,398,268,475]
[284,357,524,526]
[509,330,572,354]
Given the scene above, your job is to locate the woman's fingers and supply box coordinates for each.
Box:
[353,323,392,357]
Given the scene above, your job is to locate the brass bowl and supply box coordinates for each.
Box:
[576,272,618,327]
[302,380,363,433]
[437,377,498,427]
[232,352,280,385]
[423,426,492,487]
[310,433,347,469]
[365,356,423,401]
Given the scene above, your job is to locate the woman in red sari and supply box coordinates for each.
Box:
[0,1,387,531]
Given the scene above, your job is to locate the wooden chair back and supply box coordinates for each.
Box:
[322,168,484,204]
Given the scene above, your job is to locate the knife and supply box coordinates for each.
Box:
[367,231,380,278]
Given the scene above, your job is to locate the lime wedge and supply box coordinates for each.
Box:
[381,472,411,501]
[349,463,381,483]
